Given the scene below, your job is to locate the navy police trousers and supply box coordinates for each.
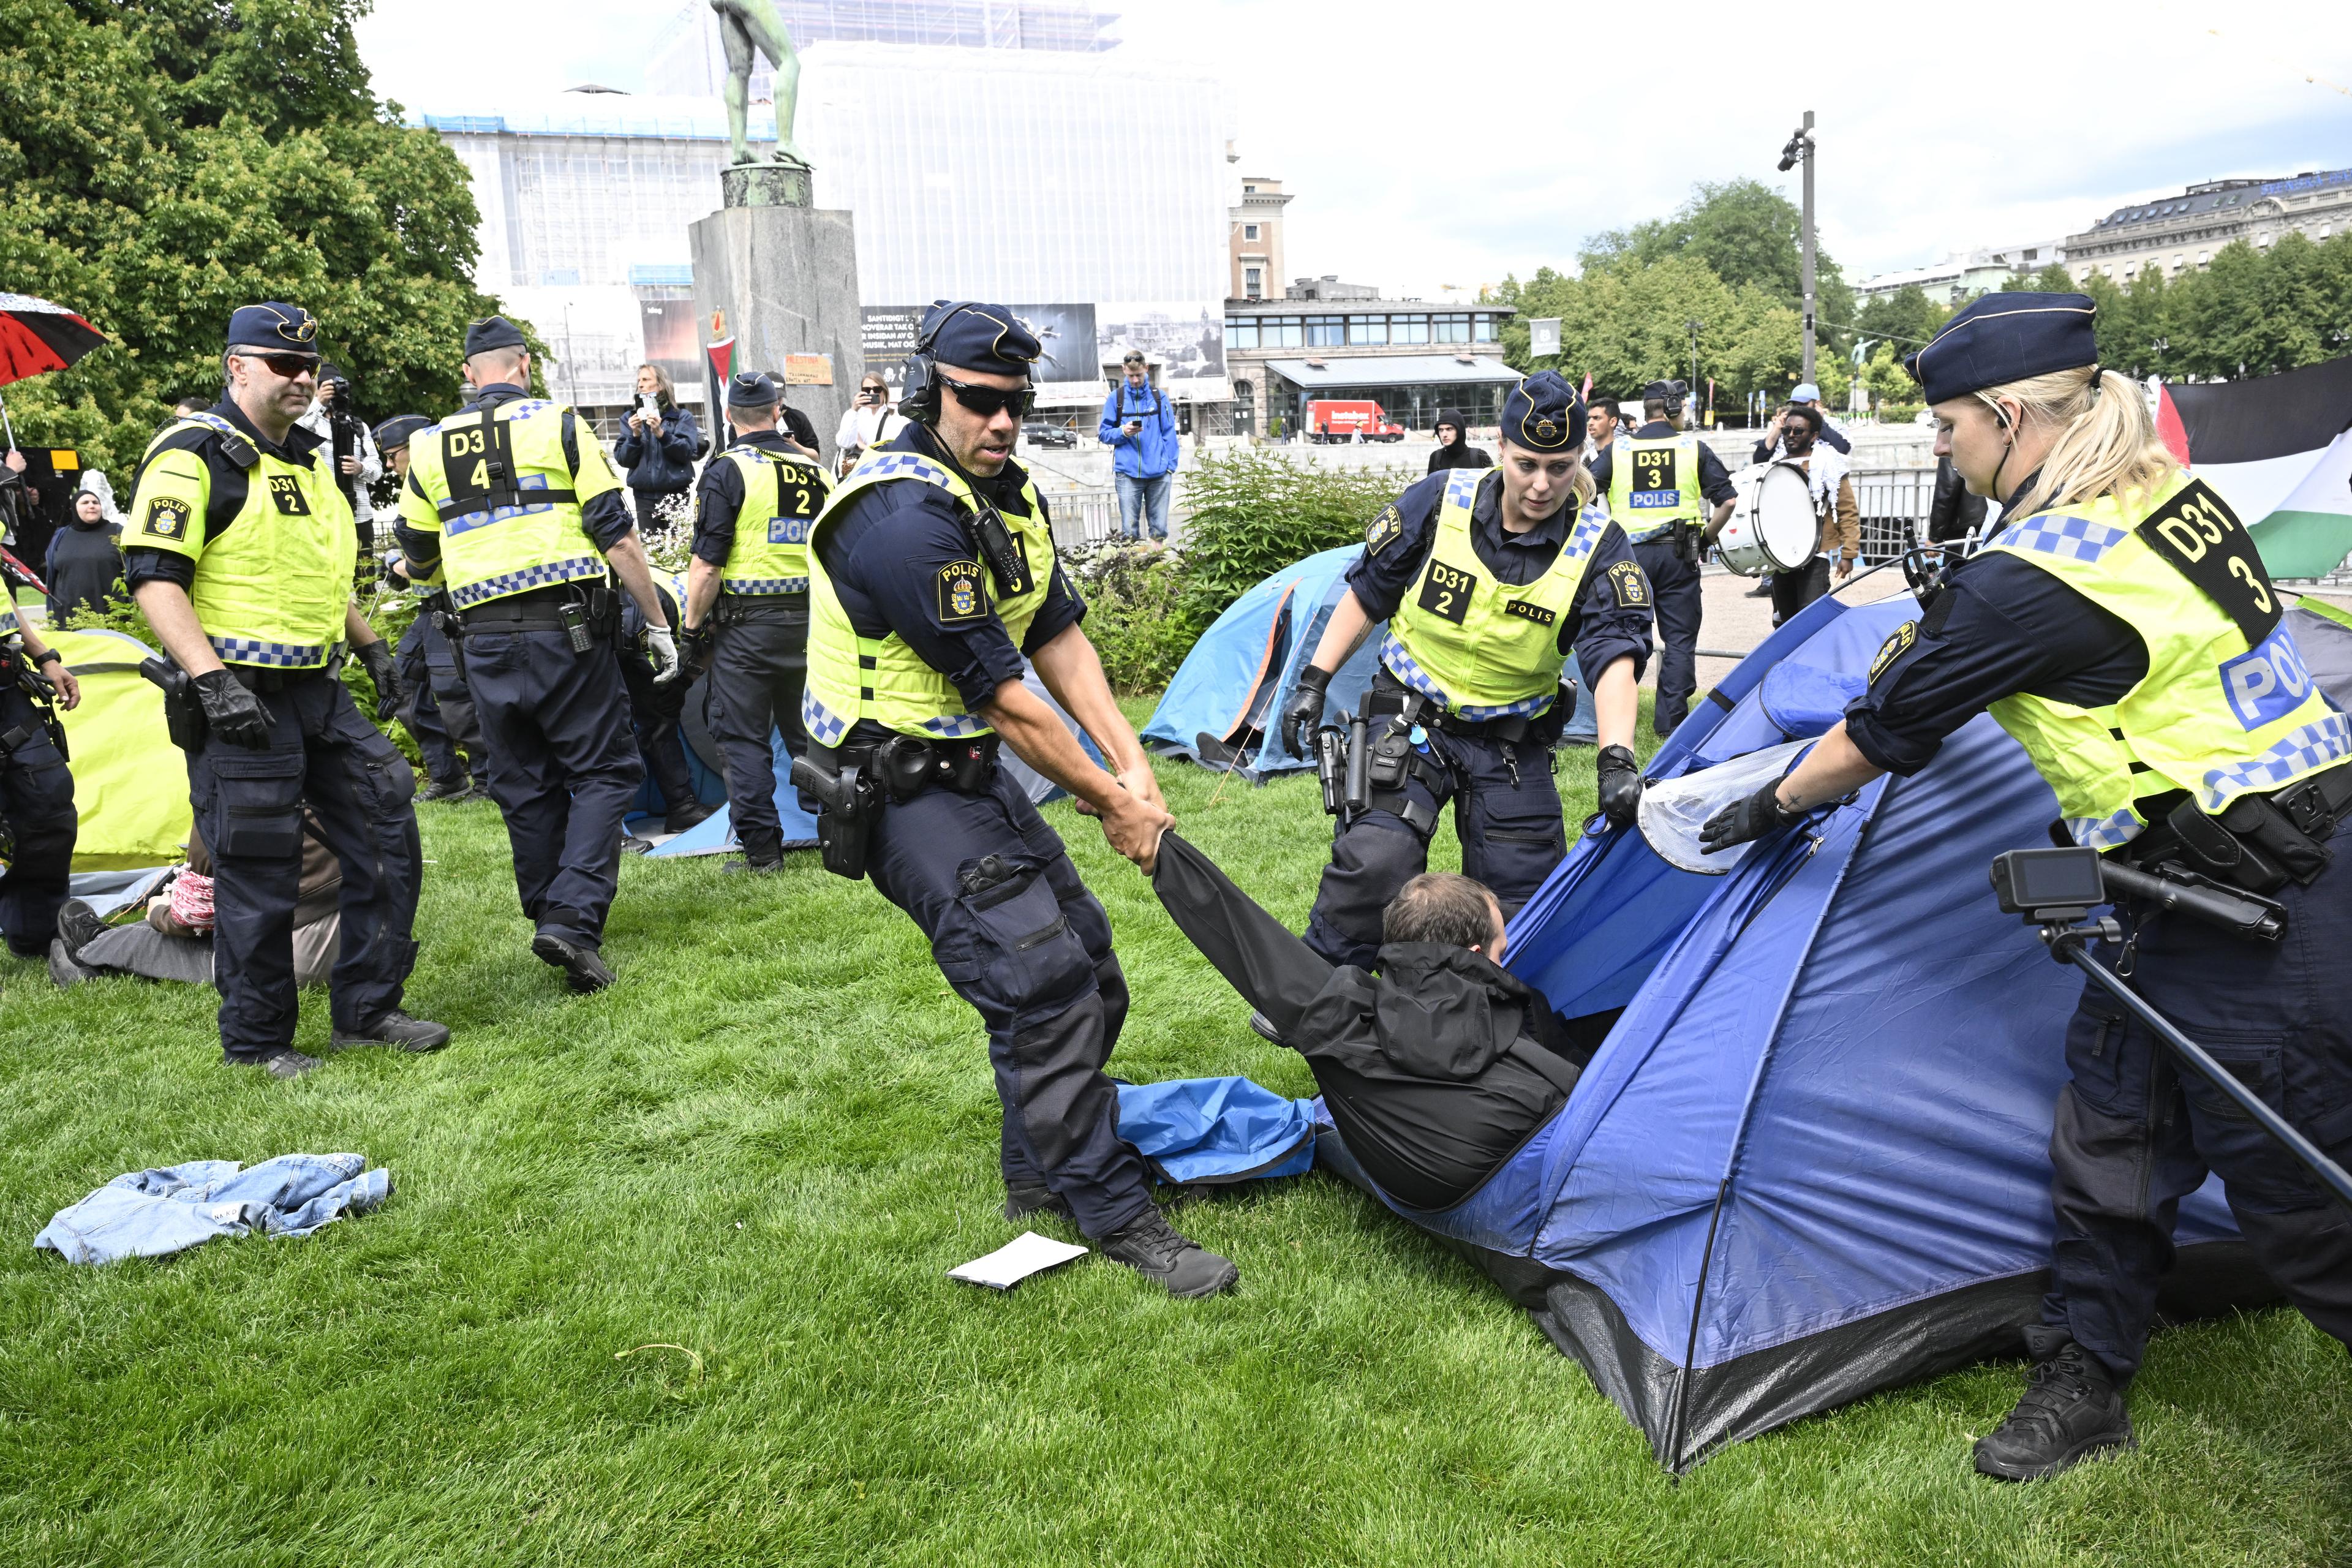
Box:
[708,608,810,863]
[2033,816,2352,1381]
[462,628,643,950]
[1632,535,1701,737]
[394,610,484,787]
[1303,715,1569,973]
[185,670,420,1061]
[865,767,1154,1239]
[0,682,77,957]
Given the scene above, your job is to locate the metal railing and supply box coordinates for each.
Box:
[1038,486,1125,549]
[1849,466,1936,562]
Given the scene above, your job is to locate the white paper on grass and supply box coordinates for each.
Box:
[1636,738,1814,875]
[948,1231,1090,1289]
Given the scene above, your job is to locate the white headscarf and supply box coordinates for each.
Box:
[76,470,122,526]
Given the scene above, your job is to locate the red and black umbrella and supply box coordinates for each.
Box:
[0,292,107,386]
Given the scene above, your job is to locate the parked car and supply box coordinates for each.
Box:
[1023,420,1079,448]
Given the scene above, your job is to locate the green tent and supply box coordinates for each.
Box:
[48,625,191,870]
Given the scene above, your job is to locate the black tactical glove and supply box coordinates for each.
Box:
[1596,744,1643,827]
[680,622,717,673]
[193,669,272,750]
[356,639,403,723]
[1699,778,1800,854]
[1280,665,1333,755]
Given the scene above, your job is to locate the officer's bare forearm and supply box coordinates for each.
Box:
[344,601,381,649]
[1028,623,1147,776]
[1591,654,1638,752]
[980,679,1123,812]
[1775,721,1883,810]
[1306,588,1374,674]
[603,533,671,631]
[1705,497,1735,545]
[683,558,723,631]
[132,582,225,677]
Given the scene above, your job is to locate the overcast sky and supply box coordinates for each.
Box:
[358,0,2352,303]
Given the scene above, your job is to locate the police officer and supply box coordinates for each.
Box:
[124,302,443,1078]
[1701,293,2352,1480]
[1279,372,1653,974]
[1586,380,1737,737]
[0,595,80,960]
[376,413,486,802]
[680,370,828,872]
[801,301,1234,1298]
[394,316,684,994]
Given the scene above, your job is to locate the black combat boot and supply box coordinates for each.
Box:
[331,1010,453,1052]
[1099,1207,1239,1298]
[1002,1183,1076,1224]
[1973,1341,2135,1481]
[532,932,615,993]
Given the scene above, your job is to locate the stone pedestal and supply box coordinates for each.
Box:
[689,202,864,469]
[720,161,813,210]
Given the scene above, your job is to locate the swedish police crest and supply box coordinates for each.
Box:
[1366,504,1404,555]
[143,496,192,541]
[938,559,986,623]
[1869,619,1919,684]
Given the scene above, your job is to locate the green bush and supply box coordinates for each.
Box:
[1063,543,1192,695]
[1173,451,1411,630]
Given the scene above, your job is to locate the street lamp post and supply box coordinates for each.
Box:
[1777,110,1817,386]
[1685,318,1702,428]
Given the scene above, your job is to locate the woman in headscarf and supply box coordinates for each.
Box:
[1425,409,1490,473]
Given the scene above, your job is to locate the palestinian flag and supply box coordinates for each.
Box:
[2158,354,2352,578]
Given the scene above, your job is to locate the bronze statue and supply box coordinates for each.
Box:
[712,0,807,168]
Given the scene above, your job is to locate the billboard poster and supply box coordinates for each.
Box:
[1097,303,1228,399]
[1008,303,1099,386]
[638,294,701,393]
[861,306,926,388]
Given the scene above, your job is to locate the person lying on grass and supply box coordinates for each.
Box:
[1144,831,1593,1212]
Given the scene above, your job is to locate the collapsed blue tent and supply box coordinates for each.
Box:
[1317,579,2293,1472]
[1143,545,1600,775]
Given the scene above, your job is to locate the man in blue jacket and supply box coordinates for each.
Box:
[1098,350,1178,541]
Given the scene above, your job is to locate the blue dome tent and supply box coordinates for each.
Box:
[1316,582,2311,1472]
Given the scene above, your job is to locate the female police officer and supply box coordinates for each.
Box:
[1700,293,2352,1480]
[1280,371,1651,973]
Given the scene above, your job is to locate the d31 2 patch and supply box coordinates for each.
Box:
[266,474,312,516]
[1869,619,1919,684]
[1607,559,1649,609]
[1366,503,1404,555]
[937,559,987,623]
[142,496,192,541]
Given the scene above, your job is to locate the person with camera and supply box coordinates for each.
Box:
[1751,381,1852,462]
[798,301,1232,1297]
[1279,372,1652,976]
[832,371,904,478]
[1098,349,1178,541]
[393,317,684,995]
[1586,380,1737,738]
[1700,292,2352,1482]
[613,363,703,538]
[679,370,826,871]
[123,302,440,1077]
[297,363,381,557]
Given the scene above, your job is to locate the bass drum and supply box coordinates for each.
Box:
[1718,461,1821,576]
[1716,463,1773,575]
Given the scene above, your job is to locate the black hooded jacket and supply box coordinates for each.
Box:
[1150,832,1588,1212]
[1425,409,1492,474]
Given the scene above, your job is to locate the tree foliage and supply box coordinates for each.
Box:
[1581,178,1857,358]
[0,0,519,477]
[2035,234,2352,381]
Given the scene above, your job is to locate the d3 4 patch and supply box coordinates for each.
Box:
[142,496,192,541]
[1869,619,1919,684]
[937,559,987,623]
[1607,559,1649,609]
[266,474,312,516]
[1366,503,1404,555]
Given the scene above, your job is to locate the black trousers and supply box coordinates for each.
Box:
[1631,535,1701,736]
[631,489,685,538]
[184,671,420,1060]
[865,767,1153,1238]
[708,606,809,862]
[615,641,696,818]
[1769,556,1833,627]
[394,612,483,785]
[0,683,77,957]
[1303,712,1568,972]
[461,628,643,950]
[2030,818,2352,1382]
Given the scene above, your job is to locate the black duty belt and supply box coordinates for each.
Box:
[458,582,585,632]
[228,663,336,695]
[719,592,810,624]
[823,731,1001,804]
[1365,682,1544,744]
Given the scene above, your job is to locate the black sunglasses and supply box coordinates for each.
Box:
[938,373,1034,419]
[243,352,320,380]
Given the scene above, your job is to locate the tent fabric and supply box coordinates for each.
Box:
[1144,545,1594,777]
[1112,1077,1318,1185]
[1316,578,2284,1472]
[49,627,193,870]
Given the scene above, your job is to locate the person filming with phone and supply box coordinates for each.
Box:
[613,363,702,538]
[1098,350,1178,541]
[833,371,905,478]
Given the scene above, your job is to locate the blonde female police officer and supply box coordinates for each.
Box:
[1280,371,1653,972]
[799,301,1235,1298]
[125,302,442,1078]
[1700,293,2352,1481]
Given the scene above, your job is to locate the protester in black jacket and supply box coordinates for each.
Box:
[1148,832,1590,1211]
[613,364,703,535]
[1925,453,1987,545]
[1425,409,1491,473]
[43,487,124,623]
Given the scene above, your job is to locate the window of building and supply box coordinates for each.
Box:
[1244,266,1262,296]
[1243,223,1260,241]
[1389,314,1430,344]
[1433,312,1471,343]
[1225,317,1259,350]
[1347,315,1388,345]
[1260,315,1303,349]
[1243,184,1256,194]
[1305,315,1345,348]
[2197,251,2211,266]
[1472,314,1502,342]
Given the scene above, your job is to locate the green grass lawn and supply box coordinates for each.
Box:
[2,700,2347,1566]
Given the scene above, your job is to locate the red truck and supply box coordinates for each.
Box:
[1306,399,1405,443]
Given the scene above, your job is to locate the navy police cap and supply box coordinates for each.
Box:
[728,371,780,408]
[919,301,1040,377]
[227,302,318,353]
[1904,292,2098,404]
[1501,371,1586,453]
[372,414,432,453]
[464,315,528,357]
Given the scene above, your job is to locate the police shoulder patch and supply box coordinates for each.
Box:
[142,496,192,541]
[937,559,987,624]
[1607,559,1649,609]
[1869,618,1919,684]
[1366,503,1404,555]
